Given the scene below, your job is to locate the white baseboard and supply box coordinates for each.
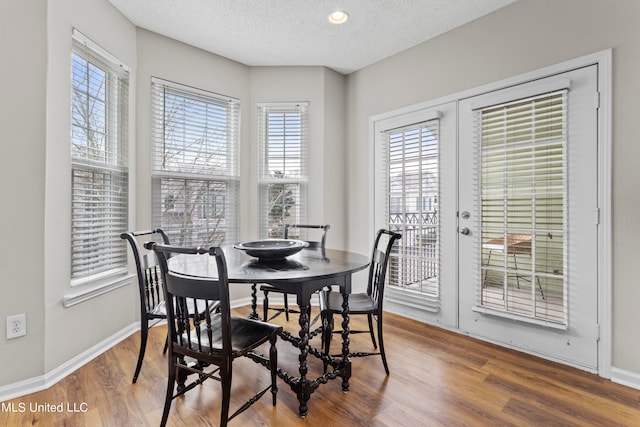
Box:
[0,297,278,402]
[0,323,139,402]
[2,305,639,403]
[611,367,640,391]
[231,296,254,309]
[0,296,286,402]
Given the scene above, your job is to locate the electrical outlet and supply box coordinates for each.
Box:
[6,313,26,339]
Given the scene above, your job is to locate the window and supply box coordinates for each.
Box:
[257,103,309,238]
[383,120,440,296]
[151,78,240,246]
[477,90,567,323]
[70,30,129,283]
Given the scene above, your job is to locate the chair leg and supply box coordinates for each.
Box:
[322,312,334,373]
[220,364,232,427]
[367,313,378,349]
[250,283,259,320]
[482,250,492,304]
[263,290,270,322]
[283,293,290,321]
[132,323,149,383]
[513,253,521,289]
[270,334,278,406]
[160,360,177,427]
[536,275,545,300]
[376,314,390,375]
[176,358,189,392]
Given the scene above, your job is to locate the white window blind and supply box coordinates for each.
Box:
[151,78,240,246]
[477,90,567,324]
[257,103,309,238]
[383,119,439,296]
[71,29,129,282]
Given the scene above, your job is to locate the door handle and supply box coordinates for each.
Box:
[460,227,470,235]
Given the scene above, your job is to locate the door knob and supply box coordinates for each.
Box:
[460,227,470,235]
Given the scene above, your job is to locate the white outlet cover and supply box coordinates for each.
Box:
[6,313,26,339]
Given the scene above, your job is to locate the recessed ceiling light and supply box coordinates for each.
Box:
[328,10,349,25]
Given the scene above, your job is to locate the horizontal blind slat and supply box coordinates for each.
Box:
[71,30,129,281]
[477,89,567,323]
[151,78,239,246]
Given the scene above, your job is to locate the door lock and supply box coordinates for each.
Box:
[460,227,470,235]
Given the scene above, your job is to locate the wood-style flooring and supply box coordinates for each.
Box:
[1,306,639,426]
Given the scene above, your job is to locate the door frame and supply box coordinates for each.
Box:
[370,102,458,329]
[368,49,612,377]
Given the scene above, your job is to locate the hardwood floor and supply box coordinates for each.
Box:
[2,306,639,426]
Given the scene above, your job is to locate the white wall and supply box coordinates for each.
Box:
[44,0,138,373]
[0,0,139,389]
[345,0,640,375]
[1,1,349,391]
[249,66,347,249]
[0,0,47,385]
[322,69,348,249]
[135,28,252,301]
[4,0,640,394]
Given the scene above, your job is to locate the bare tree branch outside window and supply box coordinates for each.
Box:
[70,46,128,280]
[152,82,239,247]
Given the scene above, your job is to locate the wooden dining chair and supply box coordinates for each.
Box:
[319,229,401,375]
[260,224,330,321]
[120,229,219,383]
[147,242,282,427]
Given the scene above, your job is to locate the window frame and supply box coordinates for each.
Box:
[150,78,240,246]
[70,29,129,287]
[257,102,309,239]
[383,119,441,297]
[475,89,568,324]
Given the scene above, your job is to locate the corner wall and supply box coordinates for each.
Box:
[345,0,640,377]
[44,0,138,374]
[249,66,347,249]
[0,0,47,385]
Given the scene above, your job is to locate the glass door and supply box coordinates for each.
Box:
[458,65,600,370]
[374,102,457,328]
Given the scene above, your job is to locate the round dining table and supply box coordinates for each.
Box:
[168,245,370,418]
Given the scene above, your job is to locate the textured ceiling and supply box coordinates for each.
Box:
[108,0,518,74]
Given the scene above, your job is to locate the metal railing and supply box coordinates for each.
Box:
[388,212,438,295]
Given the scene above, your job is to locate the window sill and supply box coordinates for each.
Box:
[472,305,568,330]
[63,271,134,308]
[385,286,441,313]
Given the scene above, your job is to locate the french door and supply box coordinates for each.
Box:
[375,63,601,371]
[458,65,600,370]
[374,102,458,328]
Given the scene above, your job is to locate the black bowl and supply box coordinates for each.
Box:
[233,239,309,260]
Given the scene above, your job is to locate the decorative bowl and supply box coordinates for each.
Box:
[233,239,309,260]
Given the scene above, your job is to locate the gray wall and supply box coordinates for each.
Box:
[345,0,640,374]
[134,29,252,302]
[43,0,138,374]
[2,0,640,393]
[249,66,347,249]
[0,0,347,389]
[0,0,47,384]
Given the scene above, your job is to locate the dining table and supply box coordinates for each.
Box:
[167,244,370,418]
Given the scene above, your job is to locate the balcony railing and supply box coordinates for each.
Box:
[388,211,438,295]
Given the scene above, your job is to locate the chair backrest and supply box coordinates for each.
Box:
[148,243,232,359]
[367,229,402,312]
[284,224,330,249]
[121,229,171,316]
